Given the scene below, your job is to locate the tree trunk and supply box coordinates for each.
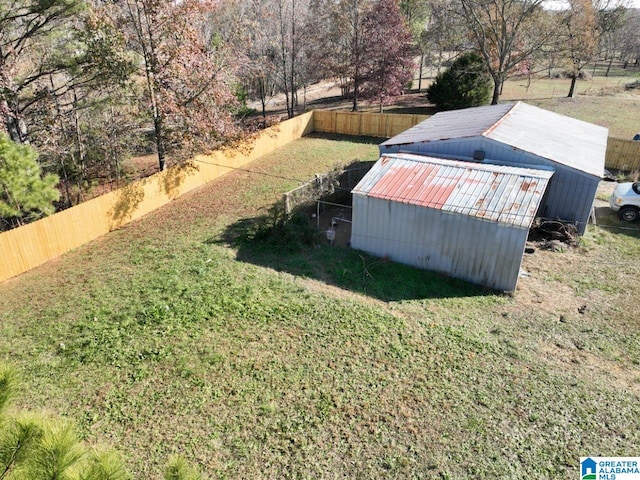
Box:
[140,38,165,171]
[352,65,359,112]
[59,156,73,208]
[491,76,502,105]
[417,54,424,92]
[73,89,86,204]
[605,58,613,77]
[258,77,267,121]
[153,114,166,171]
[2,100,26,143]
[289,0,296,119]
[148,76,166,171]
[351,84,359,112]
[303,84,307,111]
[567,73,578,98]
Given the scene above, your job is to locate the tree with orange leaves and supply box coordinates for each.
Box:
[112,0,241,171]
[561,0,599,97]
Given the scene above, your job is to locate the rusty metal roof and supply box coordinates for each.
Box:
[380,102,608,178]
[353,153,554,228]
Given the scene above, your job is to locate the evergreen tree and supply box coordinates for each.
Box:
[0,364,203,480]
[426,52,491,110]
[0,134,60,230]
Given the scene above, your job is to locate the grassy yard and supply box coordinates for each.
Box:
[388,69,640,139]
[499,75,640,140]
[1,131,640,479]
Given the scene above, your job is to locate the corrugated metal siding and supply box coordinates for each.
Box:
[351,194,528,291]
[477,139,599,233]
[382,136,488,160]
[353,154,552,229]
[381,136,599,233]
[541,169,598,234]
[350,154,552,291]
[487,142,597,233]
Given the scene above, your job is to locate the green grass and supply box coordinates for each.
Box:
[1,135,640,479]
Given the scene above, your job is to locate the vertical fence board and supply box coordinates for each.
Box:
[311,110,428,137]
[605,138,640,171]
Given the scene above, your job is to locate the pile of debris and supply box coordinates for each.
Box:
[625,79,640,90]
[528,219,579,251]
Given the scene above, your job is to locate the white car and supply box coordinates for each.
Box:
[609,181,640,221]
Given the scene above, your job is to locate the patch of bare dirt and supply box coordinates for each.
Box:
[248,79,435,117]
[125,154,159,179]
[538,342,640,396]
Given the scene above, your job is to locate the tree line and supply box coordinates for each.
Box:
[1,0,639,230]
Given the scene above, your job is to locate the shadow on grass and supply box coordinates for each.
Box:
[210,215,491,302]
[304,131,387,145]
[383,105,437,115]
[304,91,438,116]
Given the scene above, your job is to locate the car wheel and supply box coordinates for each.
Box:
[619,206,640,222]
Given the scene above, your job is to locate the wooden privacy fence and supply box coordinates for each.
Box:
[2,108,636,283]
[0,112,315,284]
[313,110,428,138]
[606,137,640,171]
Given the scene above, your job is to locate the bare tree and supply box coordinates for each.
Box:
[596,1,628,65]
[459,0,555,104]
[238,1,279,120]
[305,0,376,111]
[274,0,311,118]
[400,0,430,91]
[421,0,467,81]
[0,0,85,143]
[619,7,640,66]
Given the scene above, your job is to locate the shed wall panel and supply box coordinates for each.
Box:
[351,194,528,291]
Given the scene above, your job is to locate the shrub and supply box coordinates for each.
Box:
[426,52,491,110]
[244,202,318,250]
[562,69,591,80]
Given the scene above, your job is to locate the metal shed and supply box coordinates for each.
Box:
[380,102,608,234]
[351,153,554,292]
